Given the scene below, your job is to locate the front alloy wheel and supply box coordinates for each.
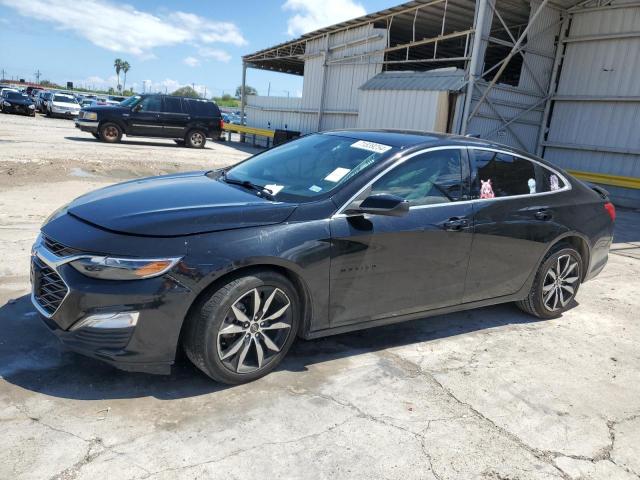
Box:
[184,270,299,384]
[218,287,292,373]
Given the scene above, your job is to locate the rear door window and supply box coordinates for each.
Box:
[138,96,162,112]
[470,149,537,198]
[163,96,183,114]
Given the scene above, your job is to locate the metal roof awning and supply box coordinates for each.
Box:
[360,68,466,91]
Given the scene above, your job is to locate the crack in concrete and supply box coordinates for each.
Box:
[14,403,151,478]
[379,350,640,480]
[136,416,358,479]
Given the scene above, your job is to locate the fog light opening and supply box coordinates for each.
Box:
[70,312,139,331]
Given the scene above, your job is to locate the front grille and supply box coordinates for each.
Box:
[43,235,82,257]
[32,257,69,316]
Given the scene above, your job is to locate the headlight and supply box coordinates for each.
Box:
[3,101,10,106]
[84,112,97,120]
[70,256,181,280]
[28,104,35,109]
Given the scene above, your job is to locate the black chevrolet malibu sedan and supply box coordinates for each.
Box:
[31,130,615,384]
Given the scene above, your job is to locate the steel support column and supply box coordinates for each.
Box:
[461,0,491,135]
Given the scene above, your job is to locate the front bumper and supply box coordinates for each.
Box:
[30,235,193,374]
[3,104,35,115]
[51,108,80,118]
[75,119,99,133]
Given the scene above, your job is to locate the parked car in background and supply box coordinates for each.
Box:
[35,91,53,112]
[1,91,36,116]
[31,131,615,383]
[46,93,81,118]
[75,94,223,148]
[0,87,19,98]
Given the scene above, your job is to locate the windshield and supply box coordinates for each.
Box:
[224,133,397,202]
[120,95,141,107]
[53,95,76,103]
[7,92,28,100]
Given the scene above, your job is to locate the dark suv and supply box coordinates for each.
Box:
[75,94,223,148]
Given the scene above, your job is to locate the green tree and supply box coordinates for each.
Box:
[121,61,130,92]
[171,86,200,98]
[114,58,123,92]
[235,85,257,98]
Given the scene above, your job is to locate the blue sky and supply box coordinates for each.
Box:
[0,0,398,98]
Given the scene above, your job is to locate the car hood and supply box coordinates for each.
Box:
[83,105,129,113]
[5,98,33,105]
[52,101,79,107]
[66,171,297,236]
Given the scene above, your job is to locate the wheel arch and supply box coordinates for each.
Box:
[544,232,592,281]
[98,117,127,133]
[177,261,313,357]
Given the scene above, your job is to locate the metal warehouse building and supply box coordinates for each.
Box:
[240,0,640,206]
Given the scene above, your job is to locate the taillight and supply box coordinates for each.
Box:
[219,119,224,130]
[604,202,616,221]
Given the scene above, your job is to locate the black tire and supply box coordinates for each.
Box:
[91,132,100,139]
[185,129,207,149]
[99,122,122,143]
[516,244,582,319]
[184,270,299,384]
[174,139,185,146]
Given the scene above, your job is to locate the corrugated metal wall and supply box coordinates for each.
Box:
[542,1,640,206]
[246,24,386,134]
[357,90,449,132]
[466,0,561,152]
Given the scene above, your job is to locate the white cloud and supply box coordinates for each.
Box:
[282,0,366,36]
[198,47,232,63]
[0,0,247,57]
[183,56,200,67]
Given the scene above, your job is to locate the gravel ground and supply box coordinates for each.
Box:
[1,112,640,480]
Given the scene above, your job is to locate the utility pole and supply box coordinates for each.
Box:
[1,68,6,81]
[34,69,41,84]
[203,86,207,98]
[143,80,147,93]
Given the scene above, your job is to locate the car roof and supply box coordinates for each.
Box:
[323,129,516,150]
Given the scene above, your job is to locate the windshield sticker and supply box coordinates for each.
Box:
[324,167,351,183]
[550,175,560,191]
[265,184,284,195]
[309,185,322,193]
[350,140,392,154]
[528,178,537,194]
[480,179,495,199]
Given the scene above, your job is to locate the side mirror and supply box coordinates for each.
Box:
[345,193,409,217]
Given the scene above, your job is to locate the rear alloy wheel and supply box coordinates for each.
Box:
[517,246,582,319]
[186,129,207,149]
[184,270,299,384]
[99,122,122,143]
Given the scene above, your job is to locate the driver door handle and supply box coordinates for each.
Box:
[443,217,469,231]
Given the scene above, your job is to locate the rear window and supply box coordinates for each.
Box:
[183,98,220,117]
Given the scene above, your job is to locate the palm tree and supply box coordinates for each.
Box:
[122,61,130,93]
[114,58,123,92]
